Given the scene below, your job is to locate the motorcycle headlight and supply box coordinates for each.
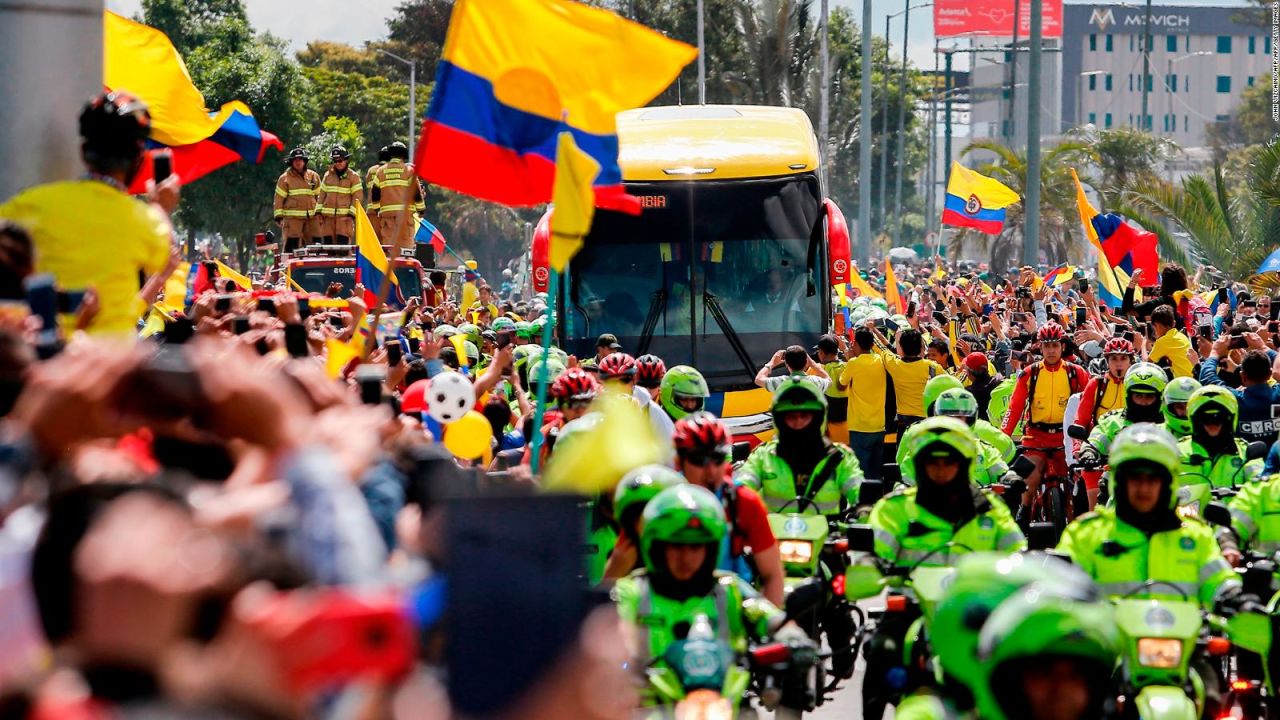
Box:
[778,540,813,564]
[1137,638,1183,668]
[674,690,733,720]
[1176,502,1200,519]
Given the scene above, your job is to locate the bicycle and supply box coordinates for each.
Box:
[1015,444,1083,542]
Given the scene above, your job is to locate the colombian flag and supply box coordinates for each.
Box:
[884,260,907,314]
[415,217,447,254]
[1072,170,1142,308]
[414,0,696,210]
[355,202,403,310]
[1070,169,1158,280]
[1041,263,1077,288]
[941,163,1021,235]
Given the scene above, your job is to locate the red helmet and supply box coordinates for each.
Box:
[635,354,667,389]
[1103,337,1135,357]
[1037,322,1066,343]
[552,368,600,404]
[598,352,638,380]
[672,411,732,459]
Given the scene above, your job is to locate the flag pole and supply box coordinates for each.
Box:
[528,269,558,475]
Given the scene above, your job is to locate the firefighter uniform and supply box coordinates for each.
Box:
[273,150,320,252]
[316,167,362,243]
[372,157,425,249]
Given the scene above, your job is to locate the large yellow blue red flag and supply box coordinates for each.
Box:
[354,202,402,309]
[415,0,696,210]
[884,260,907,314]
[942,163,1021,235]
[1072,171,1139,308]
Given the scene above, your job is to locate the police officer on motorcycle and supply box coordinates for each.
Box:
[1163,376,1202,440]
[1177,385,1264,492]
[1077,361,1167,464]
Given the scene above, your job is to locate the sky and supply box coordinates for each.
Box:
[108,0,1252,74]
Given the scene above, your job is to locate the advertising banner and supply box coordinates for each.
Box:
[934,0,1063,38]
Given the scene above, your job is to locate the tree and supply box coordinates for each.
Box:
[1068,127,1177,204]
[1207,83,1280,154]
[952,139,1096,269]
[304,117,365,168]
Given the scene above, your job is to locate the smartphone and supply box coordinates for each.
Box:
[386,341,403,366]
[1198,324,1213,340]
[1270,302,1280,321]
[1075,307,1087,326]
[296,297,311,321]
[407,336,421,356]
[151,149,173,183]
[1122,329,1135,343]
[328,314,346,329]
[57,290,86,314]
[1078,278,1090,294]
[257,297,277,316]
[355,364,386,405]
[25,275,59,356]
[232,316,251,335]
[1231,334,1248,350]
[932,311,949,326]
[214,294,233,314]
[1269,321,1279,335]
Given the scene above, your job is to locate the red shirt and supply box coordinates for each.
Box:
[724,484,776,556]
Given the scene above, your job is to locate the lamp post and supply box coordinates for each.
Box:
[880,3,931,237]
[1167,51,1211,138]
[891,1,932,250]
[1078,70,1105,127]
[1139,0,1152,131]
[377,49,417,159]
[858,0,873,265]
[1023,0,1042,265]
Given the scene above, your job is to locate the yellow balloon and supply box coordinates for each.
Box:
[443,410,493,460]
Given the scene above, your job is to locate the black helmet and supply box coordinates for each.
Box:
[388,141,409,160]
[79,91,151,175]
[378,145,391,162]
[330,145,350,161]
[287,147,309,163]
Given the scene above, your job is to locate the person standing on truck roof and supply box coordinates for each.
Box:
[273,147,320,253]
[316,145,362,245]
[365,145,389,213]
[370,142,425,250]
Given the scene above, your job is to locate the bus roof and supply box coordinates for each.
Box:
[616,105,819,182]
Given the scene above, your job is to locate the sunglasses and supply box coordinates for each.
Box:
[680,451,727,467]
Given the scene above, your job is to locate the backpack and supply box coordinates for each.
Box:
[1177,292,1211,336]
[1019,361,1088,425]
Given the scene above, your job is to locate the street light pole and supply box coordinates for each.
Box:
[1023,0,1043,265]
[377,49,418,158]
[819,0,829,189]
[858,0,873,265]
[892,2,931,250]
[697,0,706,104]
[1140,0,1152,131]
[879,12,892,236]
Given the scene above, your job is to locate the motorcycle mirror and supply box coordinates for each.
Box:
[858,479,885,506]
[1026,522,1057,551]
[843,564,886,601]
[847,524,876,553]
[881,463,902,487]
[1247,441,1268,461]
[1067,424,1089,441]
[1203,502,1233,528]
[1010,455,1037,479]
[731,441,751,464]
[785,579,824,620]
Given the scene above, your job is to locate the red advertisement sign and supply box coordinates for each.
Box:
[934,0,1063,38]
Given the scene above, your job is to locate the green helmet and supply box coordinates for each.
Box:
[1111,422,1180,505]
[613,465,686,541]
[934,387,979,423]
[931,553,1092,693]
[1188,384,1239,430]
[904,416,978,471]
[770,376,828,414]
[514,321,534,339]
[527,356,565,385]
[433,324,458,338]
[1162,377,1201,436]
[974,585,1118,720]
[660,365,710,421]
[463,340,480,364]
[1123,361,1167,396]
[924,374,965,417]
[458,323,482,347]
[639,485,727,573]
[492,317,516,333]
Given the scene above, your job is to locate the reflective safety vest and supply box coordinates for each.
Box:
[895,690,969,720]
[611,572,780,660]
[974,419,1014,463]
[734,439,863,516]
[1226,475,1280,554]
[372,159,425,215]
[273,167,320,218]
[364,163,384,208]
[1087,408,1135,457]
[868,486,1025,568]
[1055,506,1239,608]
[317,168,363,217]
[896,435,1008,487]
[1177,436,1264,491]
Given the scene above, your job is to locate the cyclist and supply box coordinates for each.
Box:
[1056,423,1240,608]
[1077,361,1168,462]
[1176,385,1264,495]
[658,365,711,422]
[525,368,598,468]
[634,354,666,403]
[863,417,1025,720]
[1162,376,1202,440]
[672,412,784,605]
[1000,323,1090,523]
[602,464,685,581]
[599,352,674,440]
[735,377,863,516]
[1071,336,1134,434]
[612,485,806,705]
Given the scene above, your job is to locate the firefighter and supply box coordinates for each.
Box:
[365,145,389,209]
[316,145,362,244]
[371,141,425,249]
[272,147,320,252]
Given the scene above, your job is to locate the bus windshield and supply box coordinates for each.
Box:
[567,174,826,387]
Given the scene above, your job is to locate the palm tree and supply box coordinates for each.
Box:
[1125,143,1280,285]
[951,139,1097,270]
[1067,127,1178,205]
[734,0,818,107]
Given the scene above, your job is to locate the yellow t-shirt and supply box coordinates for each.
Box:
[1149,328,1194,378]
[0,181,170,335]
[879,351,945,419]
[840,353,888,433]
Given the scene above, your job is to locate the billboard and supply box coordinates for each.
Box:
[934,0,1064,38]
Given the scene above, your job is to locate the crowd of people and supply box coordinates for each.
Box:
[4,91,1280,719]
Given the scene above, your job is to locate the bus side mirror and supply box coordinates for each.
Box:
[731,442,751,464]
[1027,522,1057,551]
[847,524,876,553]
[1203,502,1233,528]
[1067,424,1089,441]
[1247,441,1269,462]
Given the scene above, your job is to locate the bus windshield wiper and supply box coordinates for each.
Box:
[636,288,666,356]
[702,292,755,378]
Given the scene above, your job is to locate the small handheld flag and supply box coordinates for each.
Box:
[415,218,447,254]
[941,163,1021,235]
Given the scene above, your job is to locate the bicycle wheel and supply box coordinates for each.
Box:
[1046,484,1067,537]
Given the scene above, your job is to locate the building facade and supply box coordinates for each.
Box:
[1062,4,1268,145]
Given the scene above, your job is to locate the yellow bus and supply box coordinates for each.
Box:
[532,105,852,445]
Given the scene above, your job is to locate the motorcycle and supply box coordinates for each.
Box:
[1175,441,1268,520]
